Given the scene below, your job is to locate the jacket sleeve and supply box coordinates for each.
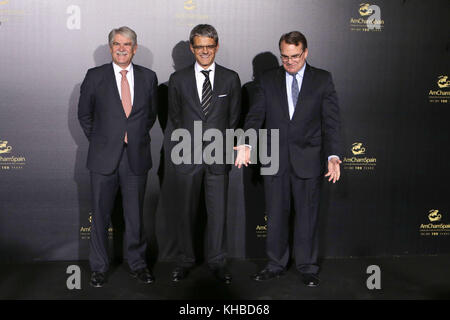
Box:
[228,72,242,130]
[167,74,181,129]
[77,70,95,141]
[321,72,341,158]
[242,77,267,148]
[147,72,158,133]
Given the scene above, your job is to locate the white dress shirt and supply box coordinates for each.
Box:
[194,62,215,101]
[112,62,134,105]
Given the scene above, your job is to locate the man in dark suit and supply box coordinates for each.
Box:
[78,26,157,287]
[235,31,342,287]
[168,24,241,284]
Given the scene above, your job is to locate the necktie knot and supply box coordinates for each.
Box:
[120,69,128,77]
[201,70,211,79]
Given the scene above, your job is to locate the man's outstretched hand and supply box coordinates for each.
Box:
[233,145,251,169]
[325,157,342,183]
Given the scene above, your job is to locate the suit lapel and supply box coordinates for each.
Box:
[130,64,142,117]
[209,64,224,112]
[107,63,126,117]
[276,67,290,121]
[292,63,313,121]
[187,65,205,120]
[297,63,313,106]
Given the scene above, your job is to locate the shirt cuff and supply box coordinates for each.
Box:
[328,155,340,161]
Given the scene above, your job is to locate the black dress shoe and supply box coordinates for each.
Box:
[211,266,232,284]
[252,268,284,281]
[172,266,191,282]
[90,272,106,288]
[130,267,154,284]
[301,273,320,287]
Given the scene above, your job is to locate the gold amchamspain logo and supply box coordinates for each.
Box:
[437,75,450,89]
[359,3,373,16]
[183,0,196,10]
[343,142,376,171]
[256,214,268,238]
[0,139,26,170]
[0,140,12,154]
[176,0,208,27]
[420,210,450,236]
[428,75,450,104]
[428,209,442,222]
[80,213,113,240]
[351,142,366,155]
[350,3,384,32]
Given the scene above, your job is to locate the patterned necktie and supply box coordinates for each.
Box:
[201,70,212,116]
[120,69,132,143]
[291,73,299,108]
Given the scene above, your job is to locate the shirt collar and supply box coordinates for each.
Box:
[286,62,306,78]
[112,62,133,74]
[195,61,216,74]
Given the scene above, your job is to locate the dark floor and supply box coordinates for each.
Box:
[0,255,449,300]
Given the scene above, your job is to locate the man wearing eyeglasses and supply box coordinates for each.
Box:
[167,24,241,284]
[235,31,342,287]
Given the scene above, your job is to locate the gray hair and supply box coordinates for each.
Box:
[108,26,137,47]
[189,24,219,45]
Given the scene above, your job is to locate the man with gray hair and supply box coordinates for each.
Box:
[168,24,241,284]
[78,26,158,287]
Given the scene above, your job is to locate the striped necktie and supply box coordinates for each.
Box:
[201,70,212,116]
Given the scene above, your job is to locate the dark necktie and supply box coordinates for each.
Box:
[201,70,212,116]
[291,73,299,107]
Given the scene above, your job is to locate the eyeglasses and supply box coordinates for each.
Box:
[192,45,217,51]
[280,51,304,62]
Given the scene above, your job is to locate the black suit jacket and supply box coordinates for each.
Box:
[78,63,158,175]
[244,64,341,178]
[168,63,241,174]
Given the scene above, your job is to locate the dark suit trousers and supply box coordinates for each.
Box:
[264,166,321,274]
[89,145,148,273]
[175,166,228,268]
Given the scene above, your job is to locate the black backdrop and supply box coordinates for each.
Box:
[0,0,449,263]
